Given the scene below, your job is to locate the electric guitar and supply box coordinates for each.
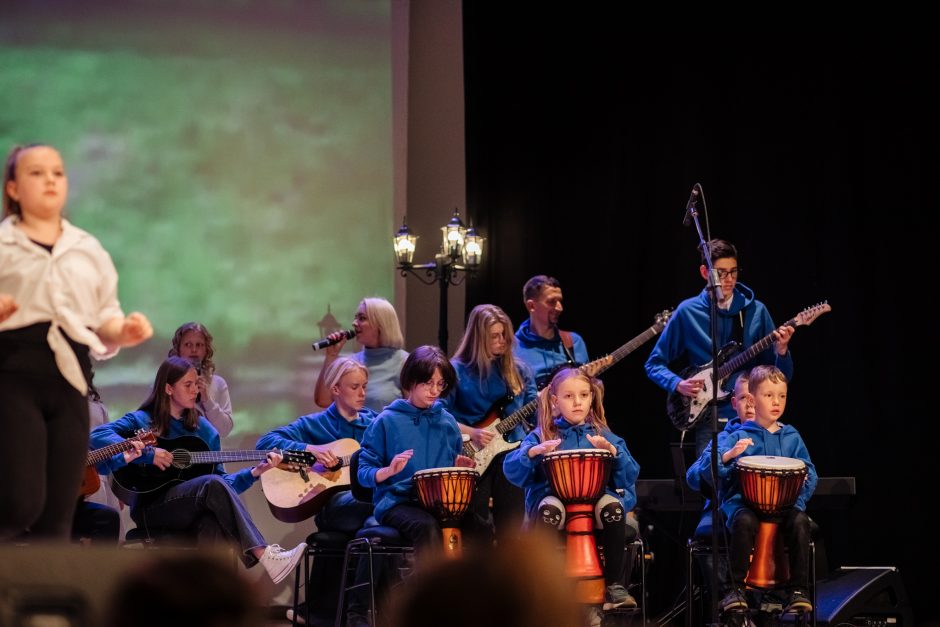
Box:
[110,434,314,507]
[665,301,831,431]
[79,429,157,497]
[463,310,673,474]
[259,438,360,523]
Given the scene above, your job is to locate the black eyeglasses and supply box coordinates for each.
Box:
[715,268,740,280]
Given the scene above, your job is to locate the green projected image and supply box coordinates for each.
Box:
[1,1,395,435]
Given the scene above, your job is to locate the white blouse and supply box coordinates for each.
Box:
[0,215,124,393]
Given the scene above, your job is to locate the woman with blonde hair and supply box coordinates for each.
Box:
[314,297,408,412]
[444,304,537,544]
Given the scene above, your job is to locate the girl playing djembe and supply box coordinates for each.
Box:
[503,367,640,618]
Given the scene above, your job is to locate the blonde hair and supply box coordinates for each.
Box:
[452,304,524,395]
[324,356,369,391]
[361,297,405,349]
[747,365,787,394]
[536,367,609,440]
[168,322,216,379]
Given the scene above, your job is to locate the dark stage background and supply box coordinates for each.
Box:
[463,13,935,623]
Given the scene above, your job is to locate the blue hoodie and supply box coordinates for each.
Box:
[255,403,377,451]
[686,417,744,494]
[442,359,538,442]
[89,409,257,497]
[514,319,589,386]
[503,417,640,520]
[716,420,817,527]
[357,398,464,521]
[644,282,794,421]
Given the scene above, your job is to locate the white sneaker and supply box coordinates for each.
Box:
[260,542,307,584]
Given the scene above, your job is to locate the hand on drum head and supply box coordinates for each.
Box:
[586,433,617,456]
[722,438,754,464]
[527,438,562,459]
[455,454,475,468]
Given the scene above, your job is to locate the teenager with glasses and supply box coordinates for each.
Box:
[644,239,795,455]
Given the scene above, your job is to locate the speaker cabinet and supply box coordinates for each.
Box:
[815,567,913,626]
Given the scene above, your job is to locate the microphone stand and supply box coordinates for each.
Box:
[684,185,724,627]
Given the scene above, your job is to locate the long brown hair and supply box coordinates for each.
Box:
[536,367,609,441]
[452,304,524,395]
[139,356,200,435]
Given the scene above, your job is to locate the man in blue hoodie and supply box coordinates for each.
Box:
[514,275,589,389]
[645,239,794,454]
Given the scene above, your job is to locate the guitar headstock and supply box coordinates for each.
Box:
[283,450,316,467]
[794,301,831,327]
[134,429,157,447]
[654,309,673,329]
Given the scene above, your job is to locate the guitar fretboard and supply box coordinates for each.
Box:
[87,440,142,466]
[185,450,276,464]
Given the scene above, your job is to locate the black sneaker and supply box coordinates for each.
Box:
[719,588,749,613]
[785,589,812,614]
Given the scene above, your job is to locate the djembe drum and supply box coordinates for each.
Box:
[413,467,479,559]
[542,448,613,604]
[735,455,807,588]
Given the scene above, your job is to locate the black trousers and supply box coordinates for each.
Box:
[728,507,811,591]
[0,327,90,541]
[469,452,525,545]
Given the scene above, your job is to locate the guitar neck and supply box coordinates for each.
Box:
[494,399,539,435]
[86,441,138,467]
[718,315,798,378]
[589,323,665,377]
[187,450,275,465]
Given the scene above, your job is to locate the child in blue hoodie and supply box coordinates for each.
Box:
[357,345,476,551]
[257,357,376,534]
[503,367,640,612]
[716,365,816,616]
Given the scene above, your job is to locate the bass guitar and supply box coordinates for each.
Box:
[111,434,314,507]
[665,301,831,430]
[259,438,360,523]
[79,429,157,497]
[463,310,673,474]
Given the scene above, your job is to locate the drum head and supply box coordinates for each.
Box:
[735,455,805,471]
[543,448,612,460]
[413,467,480,478]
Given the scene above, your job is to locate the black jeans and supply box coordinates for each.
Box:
[469,453,525,546]
[132,474,266,566]
[728,507,811,591]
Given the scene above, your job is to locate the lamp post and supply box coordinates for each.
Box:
[393,209,484,350]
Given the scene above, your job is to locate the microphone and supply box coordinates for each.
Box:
[682,184,700,227]
[311,329,356,351]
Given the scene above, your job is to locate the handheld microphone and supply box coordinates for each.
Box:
[311,329,356,351]
[682,184,700,227]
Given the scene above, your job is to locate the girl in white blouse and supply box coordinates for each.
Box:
[0,143,153,541]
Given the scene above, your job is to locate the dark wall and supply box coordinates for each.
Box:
[463,11,935,621]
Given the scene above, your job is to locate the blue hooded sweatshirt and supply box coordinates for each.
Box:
[255,403,377,451]
[686,417,744,494]
[514,319,589,386]
[357,398,464,521]
[90,409,257,498]
[442,359,538,442]
[716,419,817,528]
[503,417,640,520]
[644,282,794,421]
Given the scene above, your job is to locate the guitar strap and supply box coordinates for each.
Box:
[559,330,576,363]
